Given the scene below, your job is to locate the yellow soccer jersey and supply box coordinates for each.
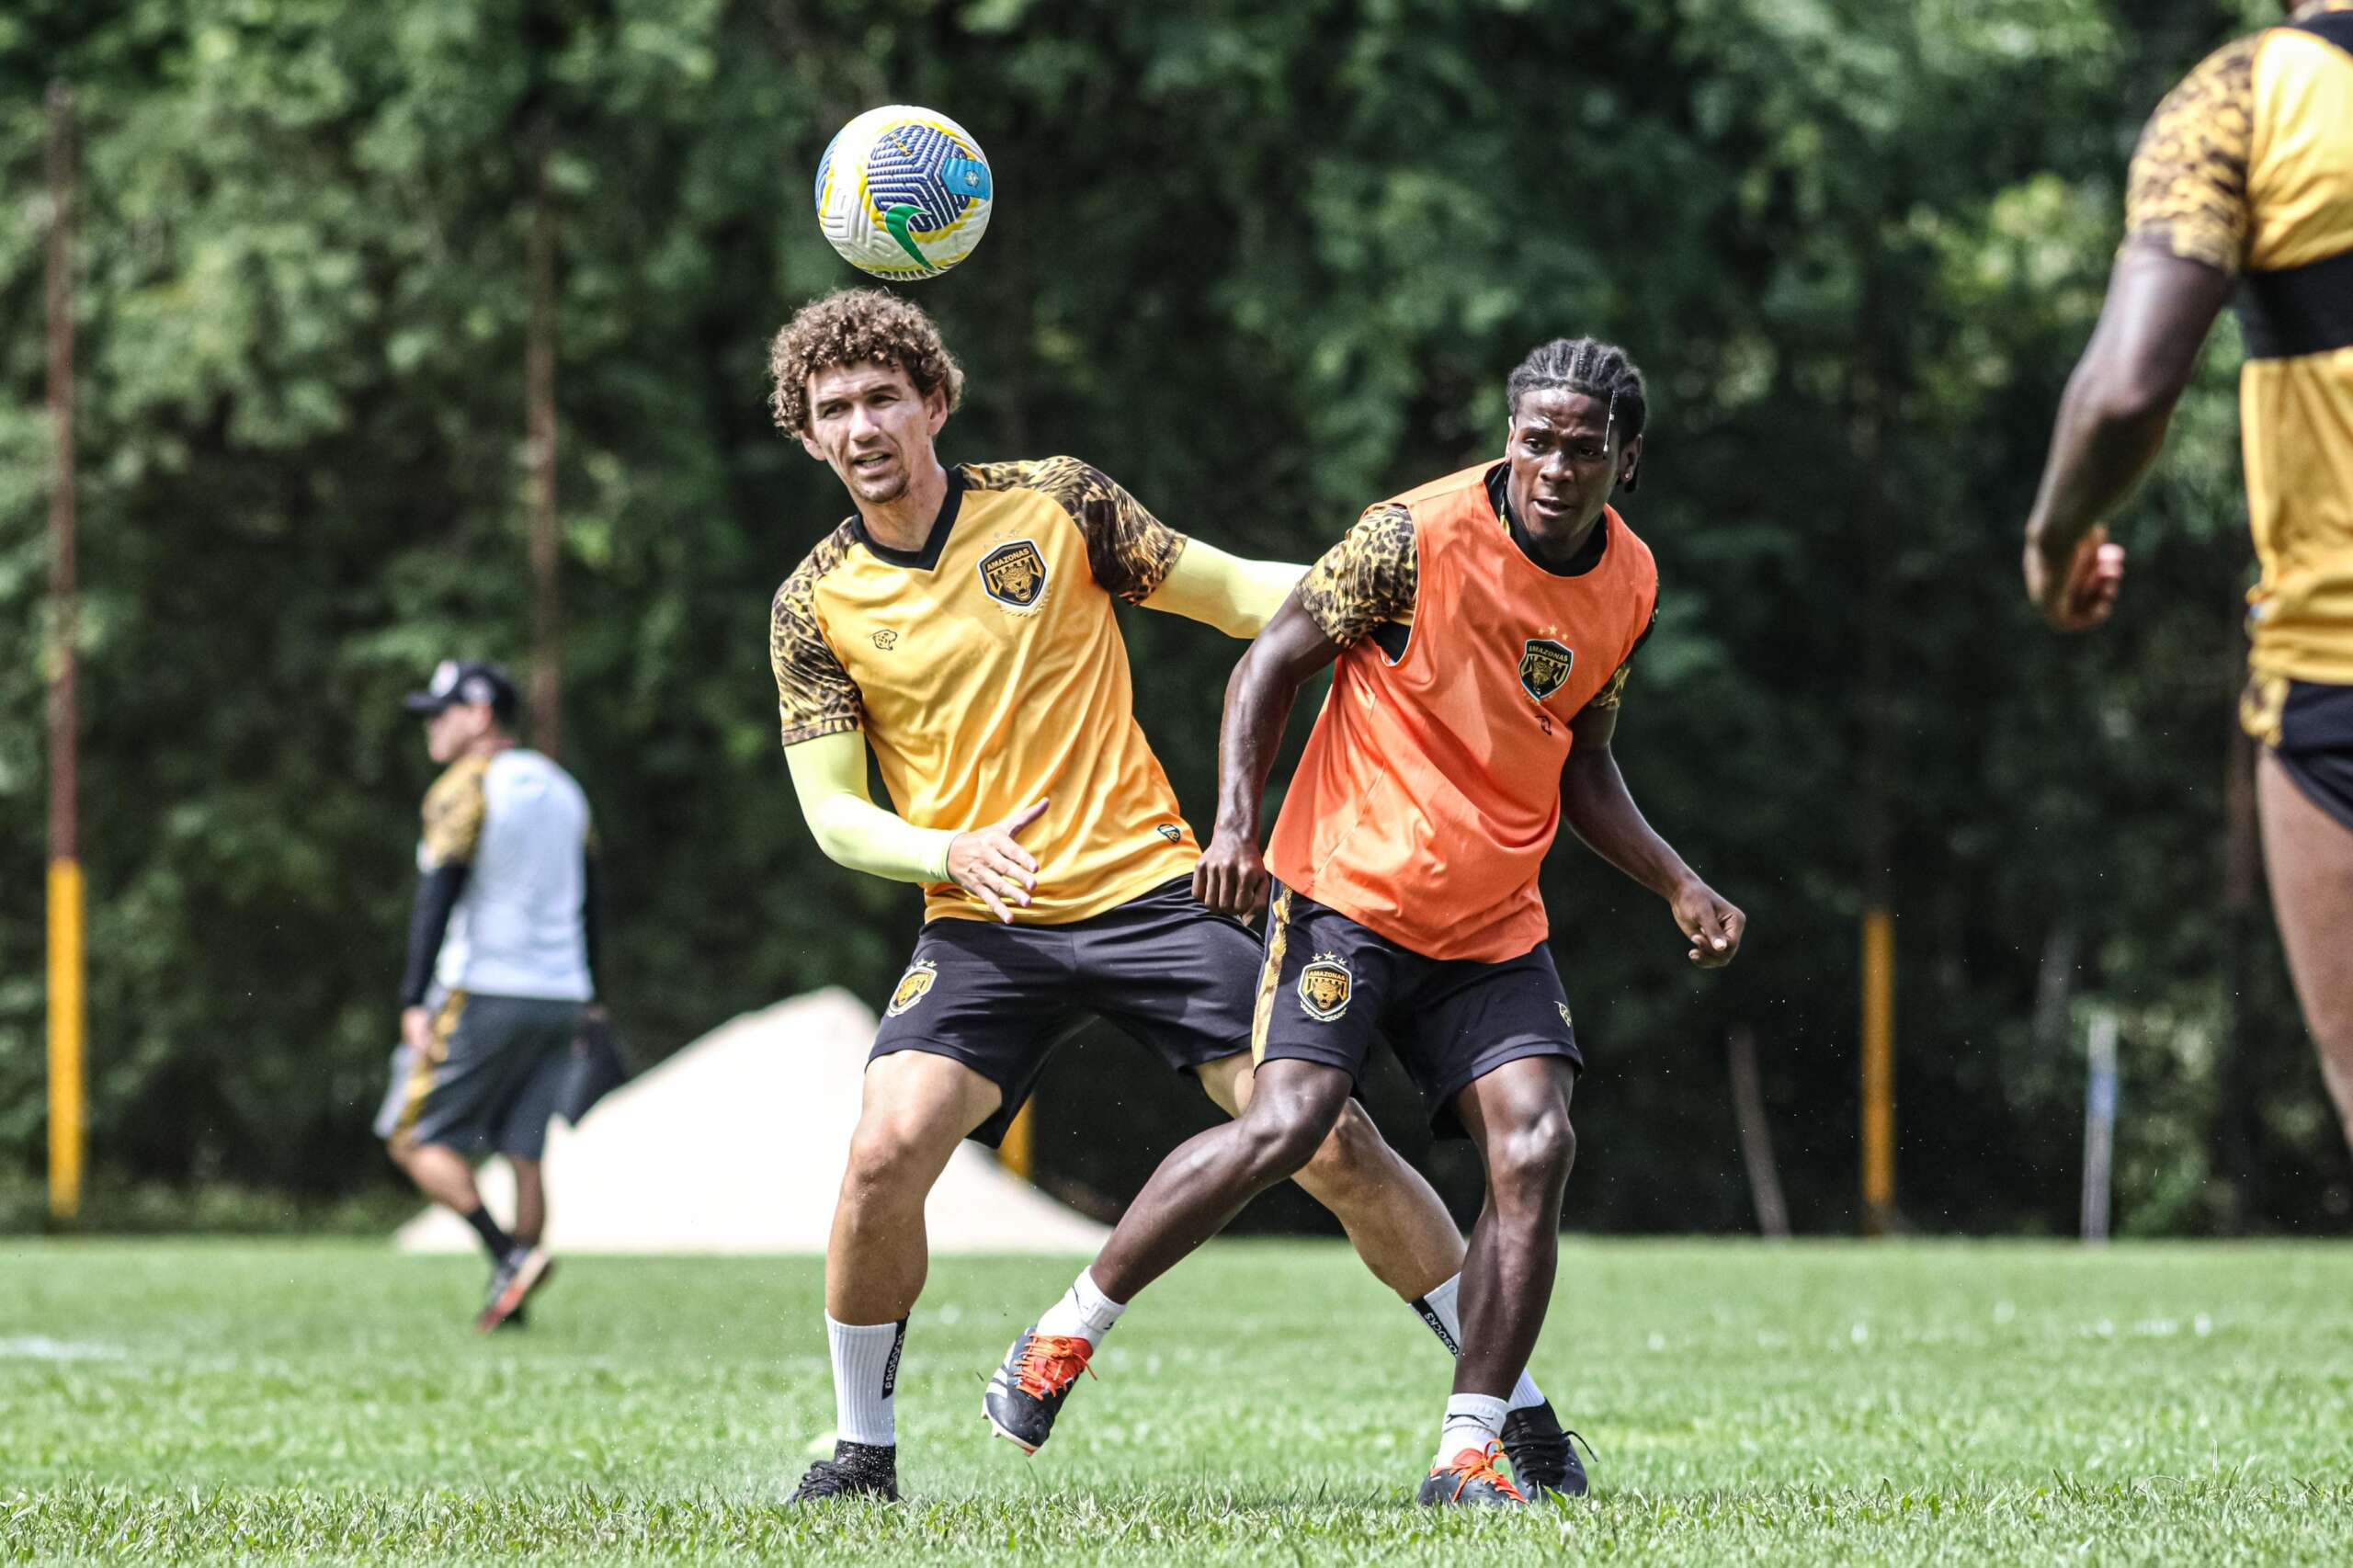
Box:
[2127,0,2353,684]
[770,458,1201,926]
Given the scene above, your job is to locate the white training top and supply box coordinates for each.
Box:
[418,747,595,1002]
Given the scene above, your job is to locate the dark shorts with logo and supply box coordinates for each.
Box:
[870,876,1256,1147]
[374,987,584,1160]
[2274,678,2353,834]
[1251,881,1581,1140]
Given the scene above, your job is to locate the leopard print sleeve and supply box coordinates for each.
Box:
[2123,37,2257,276]
[1296,503,1418,647]
[993,456,1186,604]
[420,755,490,869]
[769,522,863,745]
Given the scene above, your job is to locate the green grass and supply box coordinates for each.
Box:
[6,1239,2353,1562]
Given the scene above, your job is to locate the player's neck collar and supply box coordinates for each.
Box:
[852,464,965,572]
[1484,462,1608,578]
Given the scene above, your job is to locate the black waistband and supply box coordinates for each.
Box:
[2236,246,2353,360]
[2290,11,2353,58]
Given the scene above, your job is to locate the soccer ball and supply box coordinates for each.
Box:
[813,106,994,280]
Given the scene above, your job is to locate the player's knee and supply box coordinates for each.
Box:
[1238,1100,1331,1184]
[839,1116,935,1207]
[1492,1108,1575,1195]
[1297,1099,1386,1193]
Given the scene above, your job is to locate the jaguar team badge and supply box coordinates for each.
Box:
[979,539,1049,610]
[886,960,938,1017]
[1298,952,1352,1022]
[1519,638,1574,701]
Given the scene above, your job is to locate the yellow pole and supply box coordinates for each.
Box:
[999,1100,1035,1183]
[48,860,85,1220]
[46,81,84,1223]
[1861,907,1895,1234]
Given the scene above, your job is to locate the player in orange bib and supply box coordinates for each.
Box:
[2024,2,2353,1154]
[992,338,1746,1506]
[766,290,1584,1506]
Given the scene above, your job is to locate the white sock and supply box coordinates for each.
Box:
[826,1314,906,1449]
[1034,1267,1126,1348]
[1435,1392,1509,1468]
[1413,1273,1548,1413]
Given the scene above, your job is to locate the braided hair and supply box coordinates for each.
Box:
[1506,337,1648,490]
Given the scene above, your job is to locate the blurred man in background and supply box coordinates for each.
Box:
[2024,0,2353,1153]
[374,660,604,1332]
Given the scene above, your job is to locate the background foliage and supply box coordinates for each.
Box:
[2,0,2337,1235]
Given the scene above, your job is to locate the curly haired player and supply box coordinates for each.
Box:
[766,290,1580,1505]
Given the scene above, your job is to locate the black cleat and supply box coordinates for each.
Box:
[1416,1441,1527,1507]
[476,1245,556,1334]
[1500,1400,1590,1497]
[982,1326,1095,1454]
[788,1440,900,1504]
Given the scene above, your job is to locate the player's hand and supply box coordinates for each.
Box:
[1671,880,1745,969]
[1193,825,1268,924]
[401,1006,434,1055]
[2025,524,2125,632]
[948,797,1047,924]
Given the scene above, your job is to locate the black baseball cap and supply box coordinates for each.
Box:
[404,660,518,720]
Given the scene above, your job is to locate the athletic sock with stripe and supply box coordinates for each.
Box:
[826,1314,907,1449]
[1410,1272,1548,1412]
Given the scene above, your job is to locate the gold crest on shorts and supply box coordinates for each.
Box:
[1297,952,1352,1022]
[979,540,1049,610]
[1519,638,1574,701]
[886,960,938,1018]
[1557,1001,1574,1030]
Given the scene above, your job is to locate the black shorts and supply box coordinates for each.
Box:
[1251,881,1582,1140]
[2274,678,2353,834]
[870,877,1257,1146]
[374,987,583,1159]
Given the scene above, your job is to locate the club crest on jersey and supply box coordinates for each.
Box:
[1298,952,1352,1022]
[979,540,1049,610]
[1519,638,1574,701]
[886,960,938,1017]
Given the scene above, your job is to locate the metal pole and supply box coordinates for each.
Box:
[2081,1010,2120,1244]
[1727,1026,1790,1240]
[1861,907,1895,1234]
[45,80,85,1222]
[526,145,562,757]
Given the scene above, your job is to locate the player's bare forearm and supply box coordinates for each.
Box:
[1562,705,1745,966]
[2022,244,2233,622]
[1196,596,1343,917]
[1560,739,1695,903]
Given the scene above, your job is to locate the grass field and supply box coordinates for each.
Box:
[6,1239,2353,1562]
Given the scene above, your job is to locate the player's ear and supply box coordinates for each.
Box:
[798,426,828,463]
[1618,434,1643,494]
[924,385,950,438]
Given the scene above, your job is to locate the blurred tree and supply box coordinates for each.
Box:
[0,0,2336,1233]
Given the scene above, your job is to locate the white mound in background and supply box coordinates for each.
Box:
[394,986,1108,1255]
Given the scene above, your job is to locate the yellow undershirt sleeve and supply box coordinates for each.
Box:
[785,730,957,885]
[1139,538,1308,639]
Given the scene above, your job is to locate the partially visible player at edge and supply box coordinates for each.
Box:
[987,338,1745,1506]
[764,290,1584,1506]
[2023,1,2353,1153]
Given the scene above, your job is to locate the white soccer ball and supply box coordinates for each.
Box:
[813,106,994,280]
